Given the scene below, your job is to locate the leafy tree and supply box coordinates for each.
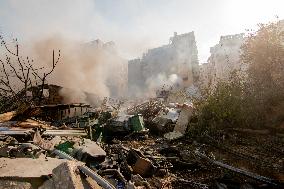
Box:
[193,20,284,135]
[241,20,284,126]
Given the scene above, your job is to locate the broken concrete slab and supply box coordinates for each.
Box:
[0,158,68,178]
[173,104,193,134]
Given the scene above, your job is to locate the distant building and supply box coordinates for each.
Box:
[128,32,199,97]
[199,33,245,87]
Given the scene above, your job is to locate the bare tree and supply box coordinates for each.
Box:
[0,34,60,110]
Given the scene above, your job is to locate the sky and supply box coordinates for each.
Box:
[0,0,283,62]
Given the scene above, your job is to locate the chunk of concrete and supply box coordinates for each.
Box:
[173,105,193,134]
[52,162,84,189]
[74,139,106,164]
[0,158,67,178]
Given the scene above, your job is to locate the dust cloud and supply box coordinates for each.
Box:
[30,35,127,104]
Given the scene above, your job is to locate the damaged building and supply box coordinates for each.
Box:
[199,33,245,87]
[23,84,92,122]
[128,32,199,97]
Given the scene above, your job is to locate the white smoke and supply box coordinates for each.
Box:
[145,73,182,97]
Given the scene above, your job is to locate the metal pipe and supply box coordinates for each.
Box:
[53,149,115,189]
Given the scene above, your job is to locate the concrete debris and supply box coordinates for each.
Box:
[39,161,103,189]
[0,99,282,189]
[0,158,68,178]
[73,139,106,164]
[172,104,193,135]
[51,162,85,189]
[33,130,61,150]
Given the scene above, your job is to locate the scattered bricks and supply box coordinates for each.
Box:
[52,162,84,189]
[132,157,156,177]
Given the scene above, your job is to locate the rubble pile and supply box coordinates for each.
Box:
[0,99,283,189]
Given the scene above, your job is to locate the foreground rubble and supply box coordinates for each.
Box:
[0,99,283,189]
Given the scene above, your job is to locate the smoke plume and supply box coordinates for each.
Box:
[30,35,127,104]
[145,73,182,97]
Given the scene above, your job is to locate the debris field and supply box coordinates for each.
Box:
[0,98,283,189]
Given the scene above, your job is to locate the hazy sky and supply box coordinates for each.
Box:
[0,0,283,62]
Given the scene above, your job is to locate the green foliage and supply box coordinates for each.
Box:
[193,20,284,135]
[241,20,284,127]
[193,74,263,135]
